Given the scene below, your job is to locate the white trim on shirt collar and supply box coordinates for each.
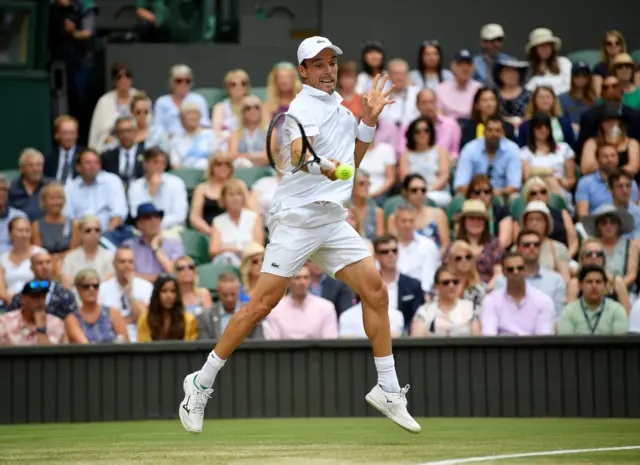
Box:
[300,84,344,104]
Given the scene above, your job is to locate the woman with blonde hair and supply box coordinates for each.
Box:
[32,183,79,278]
[174,256,213,316]
[212,69,251,144]
[262,62,303,121]
[592,30,639,96]
[567,238,630,312]
[228,95,268,168]
[445,240,488,312]
[65,268,129,343]
[238,242,265,301]
[558,63,596,132]
[209,179,264,266]
[169,101,221,169]
[517,86,575,148]
[189,152,235,235]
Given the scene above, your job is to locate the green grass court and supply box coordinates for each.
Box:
[1,418,640,464]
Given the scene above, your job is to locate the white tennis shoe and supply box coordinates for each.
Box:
[179,371,213,434]
[365,384,422,433]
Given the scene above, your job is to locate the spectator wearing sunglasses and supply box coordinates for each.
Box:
[61,216,114,290]
[472,24,511,87]
[576,76,640,156]
[387,174,450,250]
[558,265,628,335]
[399,118,452,208]
[611,54,640,111]
[558,63,597,133]
[98,246,153,342]
[410,89,462,158]
[515,177,578,258]
[228,96,268,168]
[445,240,487,314]
[174,256,212,316]
[409,40,453,91]
[481,251,555,336]
[411,265,479,337]
[582,205,638,294]
[493,229,566,317]
[212,69,251,147]
[591,31,631,97]
[372,235,424,332]
[566,239,630,312]
[349,171,384,241]
[608,169,640,238]
[154,65,211,139]
[0,280,66,346]
[169,102,221,170]
[89,62,138,153]
[65,268,129,344]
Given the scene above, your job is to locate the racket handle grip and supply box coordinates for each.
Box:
[318,158,335,171]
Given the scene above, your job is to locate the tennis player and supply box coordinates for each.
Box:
[179,36,421,434]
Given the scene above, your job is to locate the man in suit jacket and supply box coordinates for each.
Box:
[196,272,263,340]
[373,235,425,332]
[100,116,145,186]
[306,261,355,316]
[44,115,82,184]
[576,76,640,158]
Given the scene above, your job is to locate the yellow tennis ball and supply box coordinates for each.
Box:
[336,164,354,180]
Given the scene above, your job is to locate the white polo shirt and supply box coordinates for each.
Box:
[397,233,441,293]
[270,84,357,225]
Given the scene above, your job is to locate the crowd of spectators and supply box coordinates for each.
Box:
[3,21,640,346]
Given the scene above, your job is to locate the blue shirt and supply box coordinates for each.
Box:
[575,172,639,214]
[558,93,592,126]
[472,52,511,85]
[454,137,522,190]
[8,177,50,221]
[153,92,211,137]
[308,274,328,298]
[64,171,129,230]
[493,267,566,318]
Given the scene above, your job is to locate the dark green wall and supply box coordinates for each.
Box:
[0,72,51,170]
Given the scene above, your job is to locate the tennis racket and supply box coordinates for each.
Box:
[265,112,335,175]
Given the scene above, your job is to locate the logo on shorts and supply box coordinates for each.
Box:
[271,262,280,269]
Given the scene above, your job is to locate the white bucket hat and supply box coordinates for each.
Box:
[525,28,562,54]
[520,200,554,235]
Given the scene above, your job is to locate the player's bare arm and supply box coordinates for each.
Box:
[290,135,340,180]
[354,75,395,168]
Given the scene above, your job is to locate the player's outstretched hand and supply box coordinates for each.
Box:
[361,74,395,127]
[320,159,341,181]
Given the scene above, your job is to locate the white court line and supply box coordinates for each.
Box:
[416,445,640,465]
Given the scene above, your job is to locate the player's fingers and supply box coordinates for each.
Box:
[377,75,388,91]
[382,85,395,98]
[384,99,397,106]
[371,74,379,90]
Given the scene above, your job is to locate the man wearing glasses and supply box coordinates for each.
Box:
[481,251,555,336]
[493,230,566,317]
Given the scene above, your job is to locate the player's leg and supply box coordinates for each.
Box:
[316,223,421,433]
[179,223,318,434]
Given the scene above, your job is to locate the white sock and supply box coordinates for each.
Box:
[374,355,401,393]
[195,351,226,388]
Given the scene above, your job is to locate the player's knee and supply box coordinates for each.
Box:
[360,277,388,311]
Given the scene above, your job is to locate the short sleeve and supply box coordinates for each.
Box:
[575,178,589,202]
[381,144,396,166]
[520,147,533,162]
[561,142,574,161]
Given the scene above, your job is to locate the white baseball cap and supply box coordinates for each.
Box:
[481,24,505,41]
[297,36,343,65]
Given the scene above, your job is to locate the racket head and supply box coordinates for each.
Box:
[266,112,309,175]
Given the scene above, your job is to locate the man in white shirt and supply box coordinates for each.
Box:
[98,246,153,342]
[179,36,421,436]
[339,301,404,338]
[128,147,188,231]
[393,204,441,295]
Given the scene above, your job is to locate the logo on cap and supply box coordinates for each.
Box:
[317,40,325,43]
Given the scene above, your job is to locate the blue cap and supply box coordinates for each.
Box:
[572,61,591,74]
[135,202,164,219]
[453,49,473,63]
[22,280,50,297]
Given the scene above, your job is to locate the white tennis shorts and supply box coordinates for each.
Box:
[262,203,371,278]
